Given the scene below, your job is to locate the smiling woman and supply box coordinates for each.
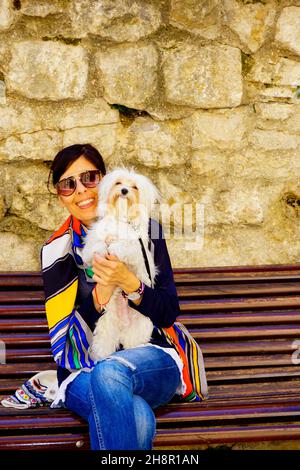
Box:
[41,143,184,451]
[57,160,101,226]
[48,144,105,227]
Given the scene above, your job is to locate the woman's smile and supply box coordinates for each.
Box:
[76,197,97,209]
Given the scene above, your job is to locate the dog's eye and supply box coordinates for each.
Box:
[133,186,138,190]
[115,182,122,185]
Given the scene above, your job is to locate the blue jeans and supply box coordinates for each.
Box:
[65,345,181,450]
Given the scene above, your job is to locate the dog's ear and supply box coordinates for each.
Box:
[96,173,112,218]
[137,174,162,216]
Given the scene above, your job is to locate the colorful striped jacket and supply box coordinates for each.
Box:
[41,216,179,367]
[41,215,207,401]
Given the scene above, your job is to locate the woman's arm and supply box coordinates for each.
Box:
[91,222,180,328]
[127,231,180,328]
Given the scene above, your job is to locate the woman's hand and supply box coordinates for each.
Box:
[92,252,141,298]
[92,253,117,310]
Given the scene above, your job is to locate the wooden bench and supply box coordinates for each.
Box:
[1,265,300,450]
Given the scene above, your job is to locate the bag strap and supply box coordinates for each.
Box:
[138,238,153,287]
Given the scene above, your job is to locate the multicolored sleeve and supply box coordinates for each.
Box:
[41,230,94,370]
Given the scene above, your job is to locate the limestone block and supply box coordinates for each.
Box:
[223,0,276,53]
[167,223,295,267]
[191,149,232,178]
[1,98,120,140]
[181,177,265,228]
[168,176,300,266]
[254,103,294,121]
[95,44,158,109]
[249,57,300,87]
[213,186,264,226]
[1,162,68,231]
[170,0,221,40]
[232,147,300,180]
[0,0,14,30]
[163,44,242,108]
[252,103,300,134]
[0,130,62,162]
[0,233,41,271]
[187,107,250,150]
[69,0,161,41]
[246,82,296,102]
[249,130,300,151]
[7,41,88,100]
[57,98,120,130]
[123,117,189,168]
[0,101,44,140]
[20,0,65,17]
[157,174,193,206]
[282,105,300,133]
[10,193,68,231]
[63,124,121,162]
[275,7,300,56]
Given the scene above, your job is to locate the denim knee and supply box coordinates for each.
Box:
[90,357,134,394]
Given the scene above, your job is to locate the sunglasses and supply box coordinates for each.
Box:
[54,170,101,196]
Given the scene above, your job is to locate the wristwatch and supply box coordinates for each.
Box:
[122,281,145,301]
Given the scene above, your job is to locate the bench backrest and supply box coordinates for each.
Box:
[1,266,300,401]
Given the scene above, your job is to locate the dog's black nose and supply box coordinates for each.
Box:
[121,187,128,195]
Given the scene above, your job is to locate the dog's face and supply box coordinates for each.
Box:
[108,175,139,211]
[97,168,161,221]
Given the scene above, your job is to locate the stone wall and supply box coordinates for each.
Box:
[0,0,300,270]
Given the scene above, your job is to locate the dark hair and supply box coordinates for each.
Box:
[48,143,106,190]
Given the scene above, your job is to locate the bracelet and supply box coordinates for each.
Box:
[93,287,110,310]
[122,281,145,300]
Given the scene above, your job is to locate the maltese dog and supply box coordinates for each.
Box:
[81,167,161,362]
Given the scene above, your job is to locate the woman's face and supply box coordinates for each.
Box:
[58,155,101,227]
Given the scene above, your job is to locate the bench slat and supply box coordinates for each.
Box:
[2,423,300,451]
[155,422,300,447]
[0,433,89,450]
[0,363,56,376]
[200,339,297,354]
[1,336,296,355]
[2,397,300,427]
[2,320,300,337]
[0,334,50,345]
[206,365,300,381]
[2,421,300,450]
[2,310,300,324]
[180,312,300,324]
[0,305,45,317]
[192,325,300,338]
[0,292,44,303]
[204,354,297,368]
[180,297,300,311]
[177,283,300,297]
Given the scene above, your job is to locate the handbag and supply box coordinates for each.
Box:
[139,236,208,402]
[162,322,208,402]
[1,370,58,409]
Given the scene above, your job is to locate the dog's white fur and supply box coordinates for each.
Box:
[81,167,161,362]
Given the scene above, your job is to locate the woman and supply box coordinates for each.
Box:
[42,143,184,450]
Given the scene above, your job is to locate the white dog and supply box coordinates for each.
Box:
[81,168,161,362]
